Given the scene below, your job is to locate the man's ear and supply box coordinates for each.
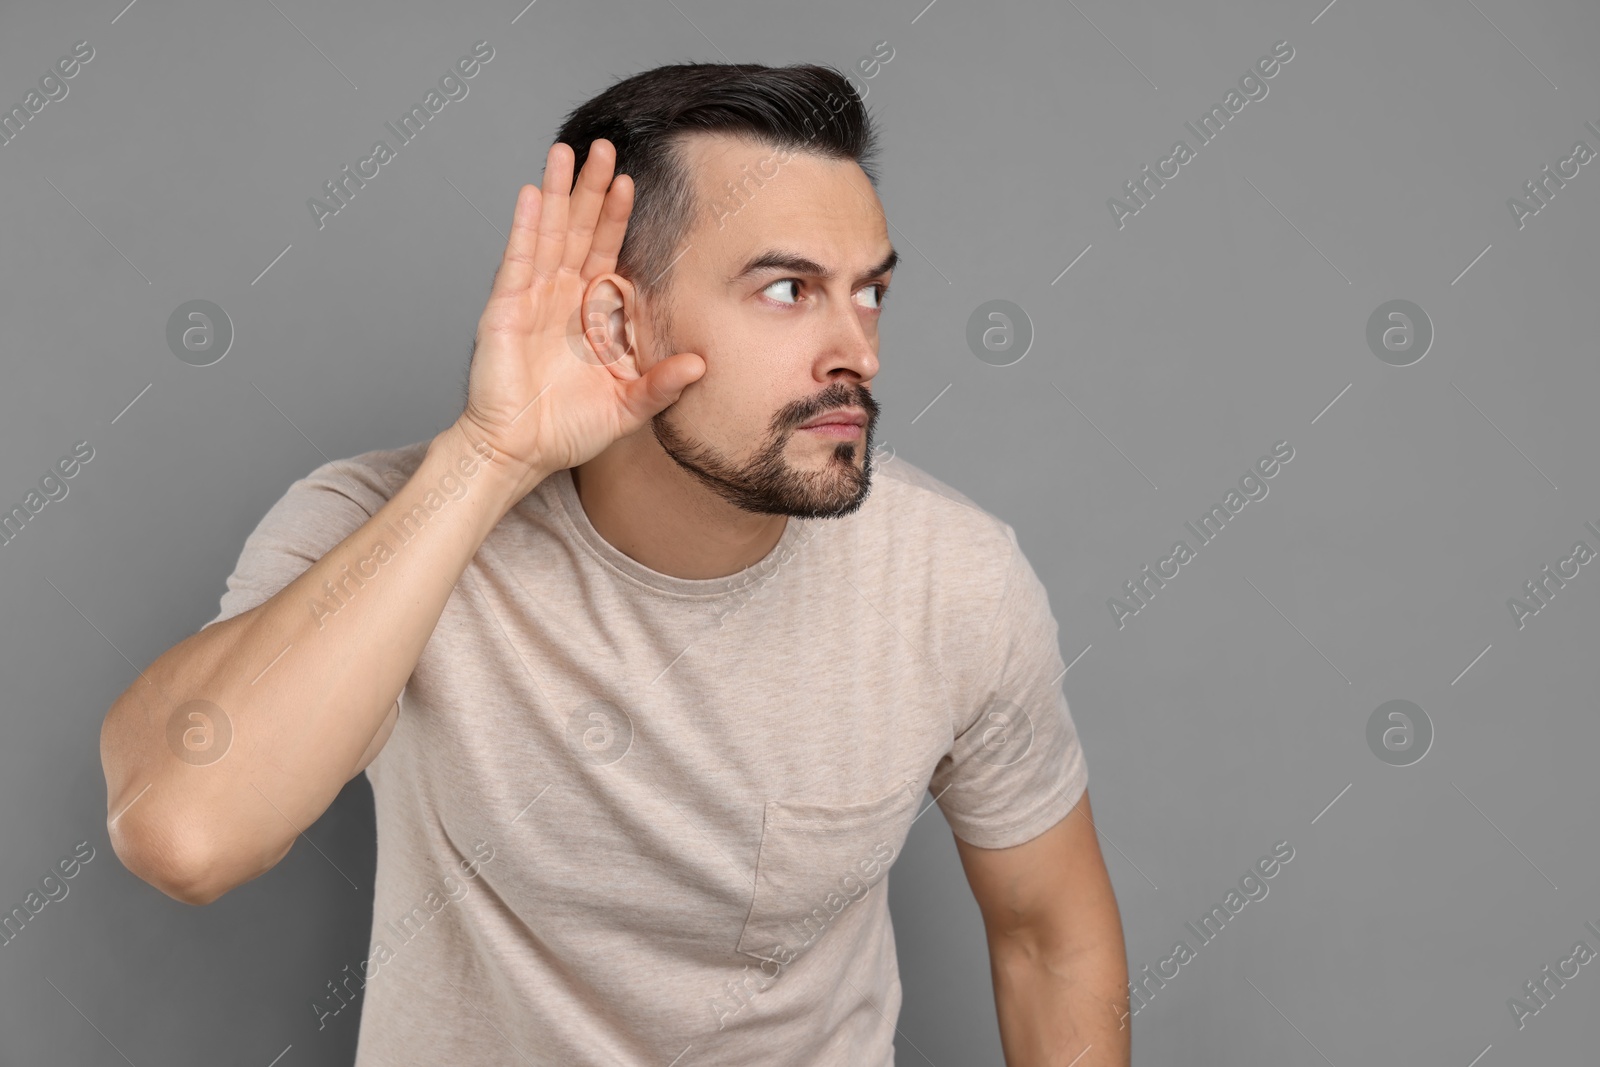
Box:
[578,274,642,378]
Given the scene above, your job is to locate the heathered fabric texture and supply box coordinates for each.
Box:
[203,439,1089,1065]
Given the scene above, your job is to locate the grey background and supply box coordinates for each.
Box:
[1,0,1595,1063]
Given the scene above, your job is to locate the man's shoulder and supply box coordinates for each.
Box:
[865,453,1016,559]
[201,438,437,632]
[856,456,1037,711]
[286,438,435,514]
[864,454,1011,543]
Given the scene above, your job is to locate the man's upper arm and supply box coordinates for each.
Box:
[928,527,1090,851]
[952,785,1116,943]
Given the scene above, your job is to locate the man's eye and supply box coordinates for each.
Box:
[855,284,888,310]
[762,279,801,304]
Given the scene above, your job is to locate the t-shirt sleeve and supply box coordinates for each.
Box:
[201,459,390,631]
[929,529,1089,849]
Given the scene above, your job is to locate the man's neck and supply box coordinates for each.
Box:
[571,441,788,580]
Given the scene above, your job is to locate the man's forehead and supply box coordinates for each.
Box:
[677,132,890,276]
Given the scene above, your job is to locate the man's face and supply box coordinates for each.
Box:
[637,132,894,520]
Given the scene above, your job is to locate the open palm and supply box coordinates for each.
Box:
[458,138,705,497]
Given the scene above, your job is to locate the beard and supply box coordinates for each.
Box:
[649,351,880,519]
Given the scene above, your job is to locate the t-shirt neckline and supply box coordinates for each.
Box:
[548,465,811,599]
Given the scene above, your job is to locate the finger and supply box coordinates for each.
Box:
[561,138,617,275]
[488,184,544,302]
[531,142,574,280]
[623,351,705,421]
[581,172,635,282]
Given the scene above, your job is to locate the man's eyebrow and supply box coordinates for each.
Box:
[728,247,899,285]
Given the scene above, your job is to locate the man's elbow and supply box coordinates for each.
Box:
[108,812,228,906]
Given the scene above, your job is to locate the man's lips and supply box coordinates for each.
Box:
[798,408,868,429]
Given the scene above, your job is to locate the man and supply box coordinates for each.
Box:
[100,62,1129,1065]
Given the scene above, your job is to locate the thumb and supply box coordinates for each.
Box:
[623,352,706,420]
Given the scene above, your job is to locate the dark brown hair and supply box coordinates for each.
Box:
[553,62,879,306]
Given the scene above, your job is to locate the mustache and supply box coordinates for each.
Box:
[787,386,878,430]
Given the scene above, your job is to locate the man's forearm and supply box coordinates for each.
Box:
[990,937,1132,1067]
[101,421,532,904]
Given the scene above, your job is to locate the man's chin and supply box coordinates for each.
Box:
[651,415,876,517]
[810,483,872,519]
[785,461,873,518]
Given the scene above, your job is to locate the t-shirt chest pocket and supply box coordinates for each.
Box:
[735,780,920,965]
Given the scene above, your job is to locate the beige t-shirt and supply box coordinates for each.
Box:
[204,439,1089,1065]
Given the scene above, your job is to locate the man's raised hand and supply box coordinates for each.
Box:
[457,138,705,498]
